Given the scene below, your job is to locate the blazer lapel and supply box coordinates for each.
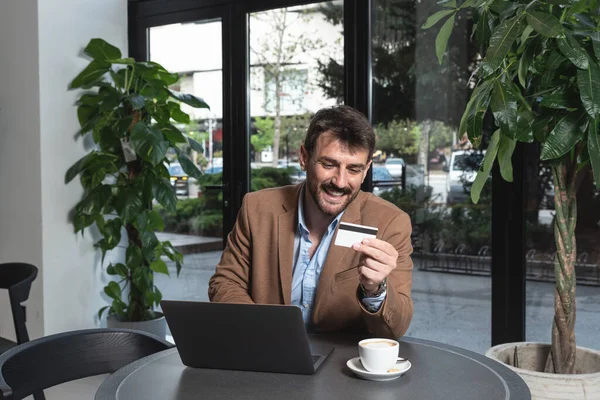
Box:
[278,184,302,305]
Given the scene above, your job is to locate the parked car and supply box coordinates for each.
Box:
[167,162,189,196]
[385,157,405,178]
[372,166,402,196]
[204,166,223,174]
[445,150,485,204]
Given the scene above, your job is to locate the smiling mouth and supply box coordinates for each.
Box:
[322,187,348,202]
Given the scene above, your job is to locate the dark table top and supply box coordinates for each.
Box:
[95,335,530,400]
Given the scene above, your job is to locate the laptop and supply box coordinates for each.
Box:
[160,300,334,375]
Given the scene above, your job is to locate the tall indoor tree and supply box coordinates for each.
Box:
[425,0,600,374]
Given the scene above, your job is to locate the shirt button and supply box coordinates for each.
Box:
[303,303,309,308]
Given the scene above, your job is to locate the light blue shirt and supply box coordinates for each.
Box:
[291,187,386,330]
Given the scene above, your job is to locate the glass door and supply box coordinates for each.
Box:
[247,1,344,191]
[143,11,228,303]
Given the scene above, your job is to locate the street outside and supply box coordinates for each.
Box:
[156,250,600,355]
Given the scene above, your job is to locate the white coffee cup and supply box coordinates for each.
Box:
[358,338,400,372]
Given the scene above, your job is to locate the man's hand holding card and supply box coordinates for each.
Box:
[334,222,398,294]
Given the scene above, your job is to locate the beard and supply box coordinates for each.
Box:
[307,179,360,217]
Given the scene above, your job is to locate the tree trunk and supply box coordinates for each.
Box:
[272,73,282,167]
[545,156,577,374]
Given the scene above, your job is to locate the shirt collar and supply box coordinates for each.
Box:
[297,184,344,236]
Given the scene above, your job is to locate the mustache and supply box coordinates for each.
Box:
[321,182,352,195]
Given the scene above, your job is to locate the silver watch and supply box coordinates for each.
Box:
[360,278,387,298]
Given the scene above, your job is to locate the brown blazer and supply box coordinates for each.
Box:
[208,184,414,338]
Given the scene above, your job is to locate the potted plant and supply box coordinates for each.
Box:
[424,0,600,397]
[65,38,208,337]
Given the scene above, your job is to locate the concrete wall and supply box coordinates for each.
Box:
[0,0,127,339]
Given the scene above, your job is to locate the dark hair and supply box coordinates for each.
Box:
[304,105,375,159]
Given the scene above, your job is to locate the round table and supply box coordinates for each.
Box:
[95,335,530,400]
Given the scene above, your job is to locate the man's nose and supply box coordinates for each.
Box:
[331,168,348,188]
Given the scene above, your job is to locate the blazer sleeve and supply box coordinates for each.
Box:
[208,193,255,304]
[358,211,414,338]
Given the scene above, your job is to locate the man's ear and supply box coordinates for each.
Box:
[299,145,309,170]
[362,160,373,182]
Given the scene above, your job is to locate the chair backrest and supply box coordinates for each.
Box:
[0,263,38,344]
[0,328,173,400]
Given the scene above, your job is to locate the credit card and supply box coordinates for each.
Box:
[334,222,378,248]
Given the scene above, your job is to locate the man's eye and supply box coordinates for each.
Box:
[349,168,362,174]
[322,164,334,169]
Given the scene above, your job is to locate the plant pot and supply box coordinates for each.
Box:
[486,342,600,400]
[106,312,167,340]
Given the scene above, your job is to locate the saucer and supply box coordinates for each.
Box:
[346,357,411,382]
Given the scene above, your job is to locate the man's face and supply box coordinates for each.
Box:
[300,132,371,217]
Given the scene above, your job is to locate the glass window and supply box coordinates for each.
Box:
[148,20,225,303]
[248,1,343,188]
[373,0,492,353]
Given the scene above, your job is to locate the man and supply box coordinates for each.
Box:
[208,105,413,339]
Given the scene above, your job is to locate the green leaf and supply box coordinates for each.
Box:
[65,154,88,183]
[515,111,534,143]
[490,81,519,139]
[188,136,204,153]
[160,124,187,144]
[175,149,203,180]
[541,112,586,160]
[463,82,493,147]
[150,259,169,275]
[591,32,600,61]
[104,281,122,300]
[588,119,600,189]
[167,102,191,124]
[115,190,143,222]
[498,135,517,181]
[540,91,579,110]
[77,104,99,132]
[532,116,553,142]
[153,178,178,212]
[577,57,600,118]
[526,11,563,38]
[168,90,210,109]
[518,44,535,88]
[422,9,455,29]
[471,129,501,204]
[557,33,589,69]
[69,60,111,89]
[98,306,110,320]
[519,25,534,48]
[147,210,165,231]
[107,263,128,277]
[130,123,170,165]
[435,15,455,65]
[126,245,143,268]
[83,38,122,61]
[483,16,522,71]
[475,10,492,48]
[78,93,102,106]
[132,267,150,291]
[141,231,159,260]
[75,185,112,216]
[109,58,135,64]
